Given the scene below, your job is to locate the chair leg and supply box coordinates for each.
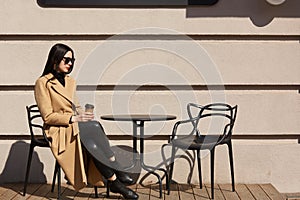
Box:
[57,163,61,200]
[51,161,60,192]
[23,144,34,196]
[165,169,170,195]
[210,148,215,200]
[106,181,111,197]
[51,161,61,199]
[196,150,203,189]
[94,186,98,198]
[228,141,235,192]
[168,145,176,185]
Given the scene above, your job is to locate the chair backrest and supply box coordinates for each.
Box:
[26,104,48,143]
[187,103,238,142]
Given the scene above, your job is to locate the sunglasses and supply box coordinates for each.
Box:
[63,57,75,65]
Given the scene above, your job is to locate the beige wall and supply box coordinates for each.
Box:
[0,0,299,193]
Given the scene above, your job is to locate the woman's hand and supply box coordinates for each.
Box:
[71,112,94,122]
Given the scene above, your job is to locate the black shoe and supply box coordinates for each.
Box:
[110,161,134,185]
[107,179,138,200]
[116,171,134,185]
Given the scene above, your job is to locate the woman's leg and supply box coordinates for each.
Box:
[79,121,134,184]
[93,122,115,158]
[88,152,138,199]
[91,156,115,180]
[88,147,134,185]
[79,122,138,199]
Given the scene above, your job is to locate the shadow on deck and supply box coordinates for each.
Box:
[0,182,295,200]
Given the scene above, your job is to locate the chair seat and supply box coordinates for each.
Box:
[172,135,227,150]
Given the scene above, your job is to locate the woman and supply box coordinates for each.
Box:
[34,43,138,199]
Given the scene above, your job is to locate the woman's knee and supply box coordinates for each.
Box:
[81,121,104,132]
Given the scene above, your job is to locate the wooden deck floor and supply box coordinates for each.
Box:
[0,183,294,200]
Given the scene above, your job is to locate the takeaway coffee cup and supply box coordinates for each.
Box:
[85,104,94,113]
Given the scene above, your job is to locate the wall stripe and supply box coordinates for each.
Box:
[0,85,299,91]
[0,34,299,41]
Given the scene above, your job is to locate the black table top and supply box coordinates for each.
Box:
[101,114,176,122]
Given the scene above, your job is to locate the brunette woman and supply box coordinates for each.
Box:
[34,43,138,199]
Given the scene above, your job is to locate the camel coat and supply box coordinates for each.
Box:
[34,73,104,191]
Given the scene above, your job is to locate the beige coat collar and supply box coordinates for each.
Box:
[44,73,76,104]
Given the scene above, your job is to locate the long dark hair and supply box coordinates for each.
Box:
[41,43,75,76]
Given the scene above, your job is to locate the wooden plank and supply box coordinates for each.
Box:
[27,184,52,200]
[0,185,9,197]
[0,183,293,200]
[13,184,42,200]
[165,183,179,200]
[1,183,21,199]
[74,185,95,199]
[7,183,27,199]
[218,184,240,200]
[234,184,255,200]
[192,184,210,200]
[41,187,57,199]
[0,184,21,199]
[205,184,225,200]
[136,183,151,200]
[41,183,68,200]
[60,184,78,199]
[149,184,161,199]
[246,184,270,200]
[260,184,285,200]
[178,184,195,200]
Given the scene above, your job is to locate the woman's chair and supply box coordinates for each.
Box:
[24,105,99,199]
[167,103,238,199]
[23,104,62,198]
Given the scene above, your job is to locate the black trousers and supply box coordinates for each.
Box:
[79,121,116,179]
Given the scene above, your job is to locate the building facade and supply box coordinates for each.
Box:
[0,0,299,193]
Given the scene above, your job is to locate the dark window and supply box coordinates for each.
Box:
[37,0,218,7]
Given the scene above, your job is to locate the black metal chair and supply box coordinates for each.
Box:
[24,105,100,199]
[167,103,238,199]
[23,104,62,198]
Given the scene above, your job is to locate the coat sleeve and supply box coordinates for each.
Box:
[73,94,84,115]
[34,78,72,126]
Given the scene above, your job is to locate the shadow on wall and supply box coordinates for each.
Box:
[0,141,47,184]
[186,0,300,27]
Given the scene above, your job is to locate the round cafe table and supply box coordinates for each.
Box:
[101,114,176,198]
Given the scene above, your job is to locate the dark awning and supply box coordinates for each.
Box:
[37,0,218,7]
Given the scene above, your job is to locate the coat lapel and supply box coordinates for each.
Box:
[45,73,76,104]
